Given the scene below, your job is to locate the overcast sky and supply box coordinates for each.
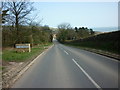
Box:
[30,1,118,29]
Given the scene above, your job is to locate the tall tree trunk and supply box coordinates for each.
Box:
[15,14,20,43]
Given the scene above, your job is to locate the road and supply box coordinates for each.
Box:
[12,40,119,88]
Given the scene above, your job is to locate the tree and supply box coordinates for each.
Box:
[41,25,51,32]
[67,29,76,40]
[75,27,78,32]
[2,9,9,23]
[3,1,33,43]
[58,23,71,30]
[90,29,95,35]
[0,2,9,24]
[57,23,78,42]
[75,27,91,39]
[57,23,72,42]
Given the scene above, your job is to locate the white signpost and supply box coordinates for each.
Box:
[15,44,31,52]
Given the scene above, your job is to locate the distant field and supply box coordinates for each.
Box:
[2,43,53,62]
[65,30,119,54]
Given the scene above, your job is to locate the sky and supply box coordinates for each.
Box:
[30,1,118,31]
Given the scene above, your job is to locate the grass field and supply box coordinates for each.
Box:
[2,43,53,62]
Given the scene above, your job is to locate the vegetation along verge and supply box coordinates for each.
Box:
[64,31,120,60]
[56,23,119,60]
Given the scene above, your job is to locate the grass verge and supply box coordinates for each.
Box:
[64,43,119,60]
[2,43,53,62]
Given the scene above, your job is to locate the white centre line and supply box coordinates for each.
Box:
[72,59,102,89]
[64,50,69,55]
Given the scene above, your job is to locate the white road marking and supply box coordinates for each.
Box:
[72,59,102,89]
[64,50,69,55]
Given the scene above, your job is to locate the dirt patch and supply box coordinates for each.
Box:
[2,61,25,88]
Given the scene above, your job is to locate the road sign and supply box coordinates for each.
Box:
[15,44,31,52]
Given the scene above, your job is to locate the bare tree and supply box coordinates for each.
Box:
[58,23,71,30]
[3,0,34,43]
[57,23,72,42]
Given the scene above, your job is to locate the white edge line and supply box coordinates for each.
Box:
[72,59,102,89]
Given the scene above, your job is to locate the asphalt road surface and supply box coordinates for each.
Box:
[12,40,119,88]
